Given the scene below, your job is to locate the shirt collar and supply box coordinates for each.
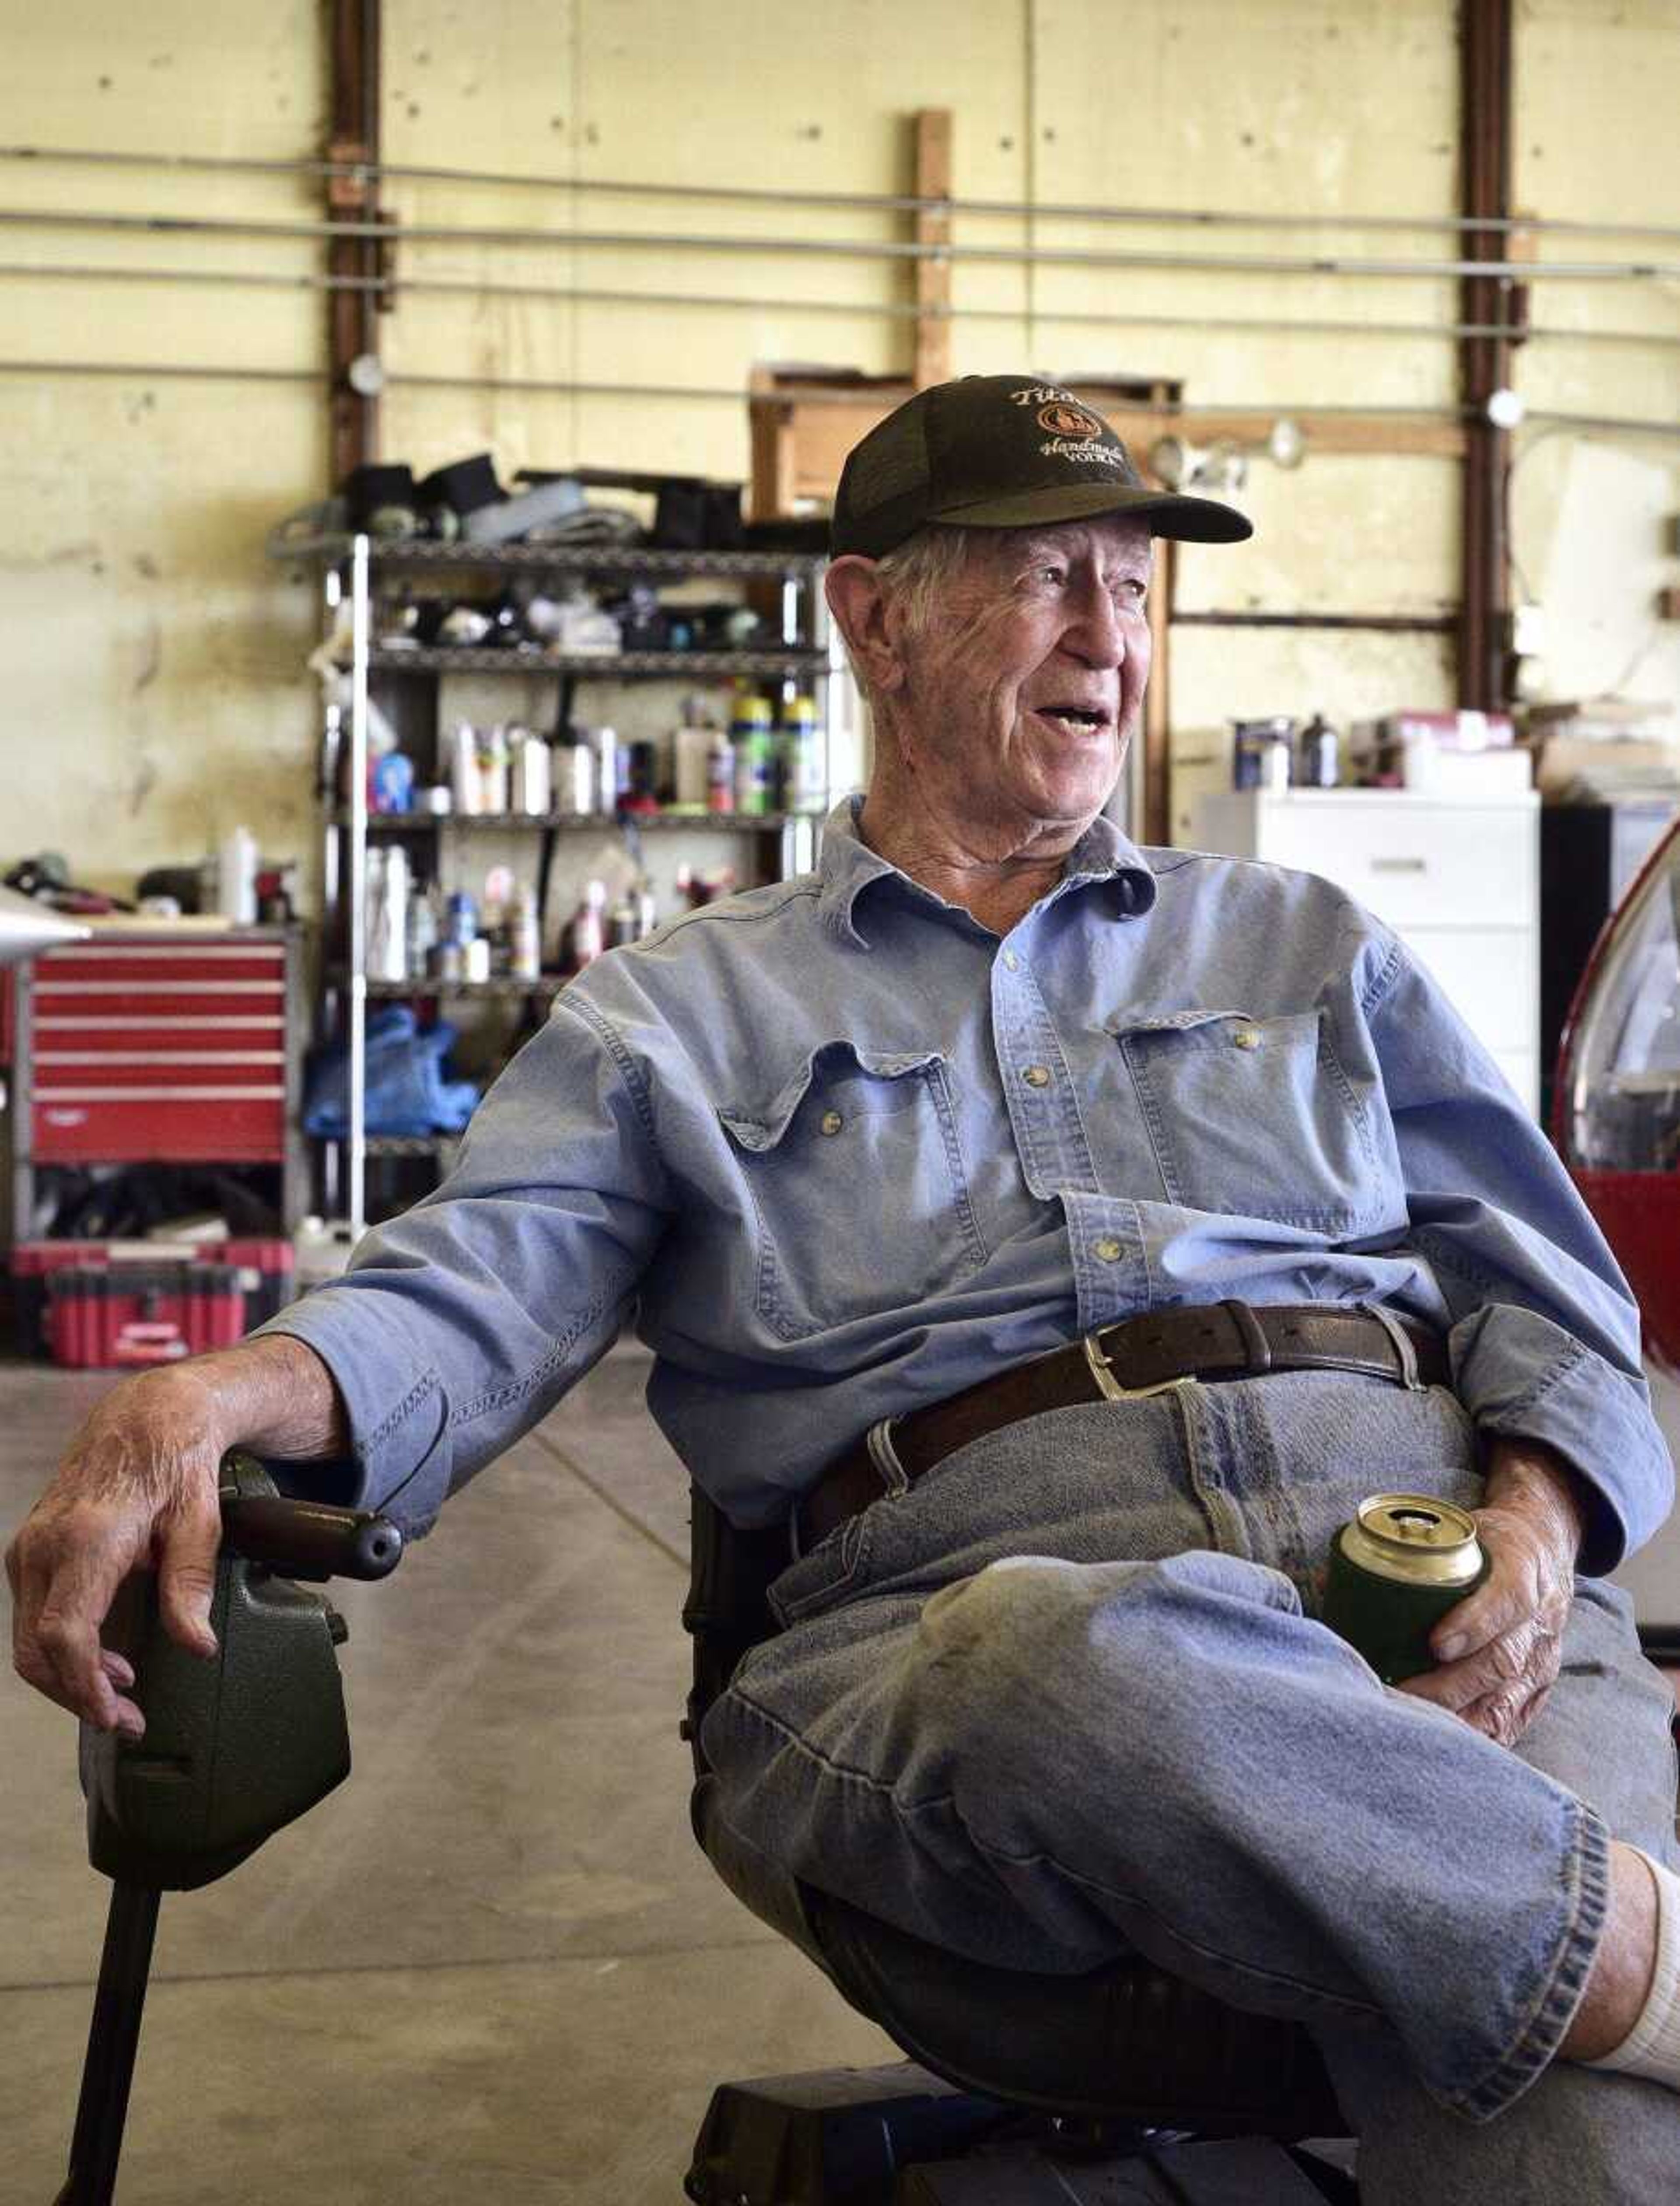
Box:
[816,794,1159,947]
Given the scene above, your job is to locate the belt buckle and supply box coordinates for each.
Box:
[1081,1332,1192,1404]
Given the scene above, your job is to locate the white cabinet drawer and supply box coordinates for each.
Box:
[1400,927,1534,1052]
[1197,791,1536,931]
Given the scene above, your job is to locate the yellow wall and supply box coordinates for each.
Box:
[3,0,1679,887]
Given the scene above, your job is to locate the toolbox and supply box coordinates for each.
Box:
[11,1237,295,1363]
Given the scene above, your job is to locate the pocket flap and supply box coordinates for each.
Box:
[717,1043,947,1152]
[1112,1008,1320,1053]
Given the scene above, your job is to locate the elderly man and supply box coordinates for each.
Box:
[8,377,1680,2198]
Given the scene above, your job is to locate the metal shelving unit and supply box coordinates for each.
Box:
[342,808,810,833]
[279,529,851,1228]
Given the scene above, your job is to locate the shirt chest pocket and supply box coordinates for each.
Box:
[717,1043,988,1343]
[1114,1008,1392,1233]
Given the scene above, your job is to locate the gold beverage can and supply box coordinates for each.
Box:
[1320,1493,1488,1685]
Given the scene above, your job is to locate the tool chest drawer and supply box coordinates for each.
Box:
[10,928,302,1187]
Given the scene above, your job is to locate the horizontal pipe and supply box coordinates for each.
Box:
[1172,610,1456,633]
[3,204,1677,283]
[7,140,1680,249]
[4,256,1677,354]
[3,357,1677,450]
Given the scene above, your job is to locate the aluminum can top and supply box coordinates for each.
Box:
[1337,1493,1483,1590]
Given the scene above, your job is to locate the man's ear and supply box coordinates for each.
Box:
[824,556,906,697]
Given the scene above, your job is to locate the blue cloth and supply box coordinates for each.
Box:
[259,798,1672,1556]
[703,1372,1680,2163]
[302,1005,480,1138]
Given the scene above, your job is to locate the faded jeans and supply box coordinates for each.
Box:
[702,1372,1680,2202]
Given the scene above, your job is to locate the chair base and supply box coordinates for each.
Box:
[684,2059,1358,2204]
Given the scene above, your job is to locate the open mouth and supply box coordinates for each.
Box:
[1033,705,1112,735]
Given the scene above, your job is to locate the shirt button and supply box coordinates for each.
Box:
[1232,1027,1263,1050]
[1094,1237,1123,1263]
[1022,1064,1052,1089]
[819,1110,844,1135]
[1002,951,1020,971]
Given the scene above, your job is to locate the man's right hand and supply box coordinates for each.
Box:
[6,1332,348,1737]
[6,1366,228,1737]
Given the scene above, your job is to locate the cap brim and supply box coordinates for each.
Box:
[931,479,1253,545]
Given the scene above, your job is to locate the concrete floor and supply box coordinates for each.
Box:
[0,1352,895,2206]
[4,1352,1678,2206]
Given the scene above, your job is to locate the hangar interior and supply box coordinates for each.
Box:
[4,4,1680,2200]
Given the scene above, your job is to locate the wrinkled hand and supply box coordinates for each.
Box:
[5,1368,226,1737]
[1396,1439,1585,1747]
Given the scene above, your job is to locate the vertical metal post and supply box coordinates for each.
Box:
[346,535,370,1236]
[1458,0,1515,711]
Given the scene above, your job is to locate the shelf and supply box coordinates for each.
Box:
[364,645,830,677]
[357,975,568,999]
[344,809,814,833]
[274,536,826,581]
[360,1133,462,1159]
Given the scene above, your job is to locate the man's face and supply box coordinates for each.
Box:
[888,516,1154,844]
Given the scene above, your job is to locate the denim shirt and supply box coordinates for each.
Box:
[261,798,1671,1570]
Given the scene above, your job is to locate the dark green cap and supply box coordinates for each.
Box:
[830,373,1252,557]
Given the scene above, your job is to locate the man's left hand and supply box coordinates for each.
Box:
[1395,1439,1586,1748]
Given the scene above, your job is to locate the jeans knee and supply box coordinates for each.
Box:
[906,1548,1303,1771]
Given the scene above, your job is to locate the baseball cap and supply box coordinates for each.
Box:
[830,373,1252,557]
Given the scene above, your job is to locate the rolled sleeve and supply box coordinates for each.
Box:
[254,1284,452,1531]
[1366,934,1674,1572]
[254,997,671,1534]
[1448,1303,1670,1572]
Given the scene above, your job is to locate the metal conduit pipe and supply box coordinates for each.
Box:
[4,256,1677,354]
[8,140,1680,249]
[0,354,1675,449]
[4,204,1680,284]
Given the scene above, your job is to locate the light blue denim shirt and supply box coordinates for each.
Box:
[260,798,1671,1570]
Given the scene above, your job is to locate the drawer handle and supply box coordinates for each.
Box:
[1370,857,1428,873]
[32,1084,286,1103]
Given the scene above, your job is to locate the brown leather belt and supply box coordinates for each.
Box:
[798,1300,1449,1552]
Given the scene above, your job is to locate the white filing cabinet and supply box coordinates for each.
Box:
[1194,788,1540,1117]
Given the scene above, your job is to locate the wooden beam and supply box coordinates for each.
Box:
[912,109,952,389]
[327,0,383,484]
[1458,0,1515,709]
[747,381,1466,518]
[1142,537,1174,848]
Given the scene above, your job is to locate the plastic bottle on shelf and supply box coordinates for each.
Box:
[477,722,511,815]
[449,722,480,816]
[510,884,542,981]
[673,695,717,808]
[509,726,553,815]
[778,693,824,814]
[731,690,774,816]
[565,880,608,973]
[365,845,409,981]
[217,824,259,925]
[706,724,736,814]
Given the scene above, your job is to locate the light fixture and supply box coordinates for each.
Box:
[1486,386,1525,430]
[1267,417,1306,470]
[346,351,386,398]
[1148,435,1248,499]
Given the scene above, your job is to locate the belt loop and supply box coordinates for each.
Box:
[865,1417,911,1497]
[1360,1301,1425,1390]
[1220,1298,1272,1375]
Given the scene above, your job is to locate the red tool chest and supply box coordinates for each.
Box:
[7,925,305,1240]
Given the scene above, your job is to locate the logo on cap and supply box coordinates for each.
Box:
[1036,401,1107,441]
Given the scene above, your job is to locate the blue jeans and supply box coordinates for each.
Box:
[702,1372,1680,2201]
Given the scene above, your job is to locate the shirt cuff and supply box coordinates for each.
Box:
[250,1288,454,1535]
[1449,1302,1673,1573]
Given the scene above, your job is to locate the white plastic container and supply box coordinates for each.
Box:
[217,825,259,925]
